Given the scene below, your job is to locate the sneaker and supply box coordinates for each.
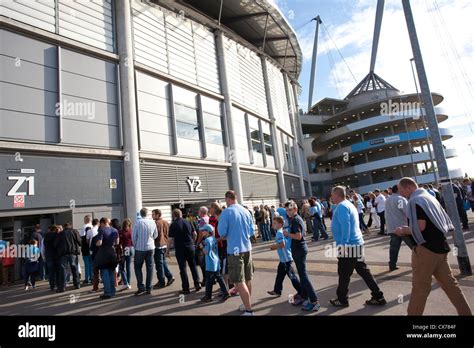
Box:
[146,289,152,295]
[121,285,130,291]
[365,297,387,306]
[166,278,175,287]
[389,266,399,272]
[242,310,254,316]
[302,301,321,312]
[239,304,246,312]
[153,283,166,290]
[195,284,202,292]
[229,288,239,296]
[200,296,212,303]
[329,298,349,307]
[267,290,281,297]
[220,293,231,302]
[201,281,206,287]
[100,295,112,300]
[24,285,29,291]
[179,289,191,295]
[134,289,146,296]
[292,296,305,306]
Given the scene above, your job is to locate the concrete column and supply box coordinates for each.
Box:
[283,73,306,198]
[214,30,244,203]
[261,56,287,202]
[116,0,142,221]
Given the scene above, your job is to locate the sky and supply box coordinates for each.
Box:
[270,0,474,177]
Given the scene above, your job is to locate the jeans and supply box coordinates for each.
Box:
[195,247,206,281]
[25,271,38,287]
[273,261,302,296]
[336,256,383,303]
[305,217,313,235]
[46,257,59,290]
[101,268,116,297]
[377,212,386,234]
[205,270,228,298]
[175,247,200,291]
[38,257,45,280]
[259,223,271,241]
[457,203,469,228]
[292,247,318,302]
[154,247,173,286]
[58,254,80,290]
[389,234,403,269]
[359,213,368,231]
[82,255,93,283]
[134,249,154,291]
[312,215,328,240]
[119,254,132,286]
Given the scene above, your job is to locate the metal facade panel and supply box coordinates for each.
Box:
[131,1,220,93]
[284,174,302,199]
[0,154,124,211]
[58,0,114,52]
[0,0,56,33]
[241,170,279,199]
[60,48,119,148]
[266,60,292,132]
[140,162,230,203]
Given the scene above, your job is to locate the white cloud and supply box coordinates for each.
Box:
[298,0,474,175]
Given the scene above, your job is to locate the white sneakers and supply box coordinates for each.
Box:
[239,303,255,315]
[121,284,131,291]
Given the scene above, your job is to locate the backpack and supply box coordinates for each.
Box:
[81,227,91,256]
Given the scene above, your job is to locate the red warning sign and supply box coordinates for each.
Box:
[14,195,25,208]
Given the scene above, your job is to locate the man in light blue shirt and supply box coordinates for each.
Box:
[132,208,158,295]
[309,198,328,241]
[329,186,386,308]
[218,191,254,315]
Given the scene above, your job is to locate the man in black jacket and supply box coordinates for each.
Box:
[54,223,81,292]
[167,209,201,294]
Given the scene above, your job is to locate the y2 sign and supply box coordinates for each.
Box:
[186,176,202,192]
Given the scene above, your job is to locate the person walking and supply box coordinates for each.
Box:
[267,216,302,299]
[152,209,174,289]
[132,208,158,296]
[352,194,369,234]
[168,209,201,294]
[24,240,40,290]
[54,223,81,292]
[329,186,386,307]
[94,218,119,299]
[283,200,321,312]
[218,191,255,316]
[452,182,469,230]
[43,225,60,291]
[80,215,93,285]
[374,189,386,235]
[310,198,329,241]
[118,218,132,291]
[385,184,408,271]
[395,177,472,316]
[200,224,230,303]
[301,200,313,237]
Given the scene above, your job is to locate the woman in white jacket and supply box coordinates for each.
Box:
[366,192,380,230]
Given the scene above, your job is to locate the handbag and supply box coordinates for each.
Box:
[464,200,471,211]
[93,245,118,269]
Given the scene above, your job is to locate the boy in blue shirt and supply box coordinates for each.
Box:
[267,216,302,298]
[200,224,230,303]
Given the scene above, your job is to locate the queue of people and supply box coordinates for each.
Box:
[0,179,472,317]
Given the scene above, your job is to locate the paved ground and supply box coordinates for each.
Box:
[1,212,473,316]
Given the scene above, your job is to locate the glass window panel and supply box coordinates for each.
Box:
[201,95,221,115]
[176,121,200,140]
[265,144,273,156]
[173,85,197,107]
[175,103,198,124]
[205,128,224,145]
[203,112,222,130]
[252,139,262,153]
